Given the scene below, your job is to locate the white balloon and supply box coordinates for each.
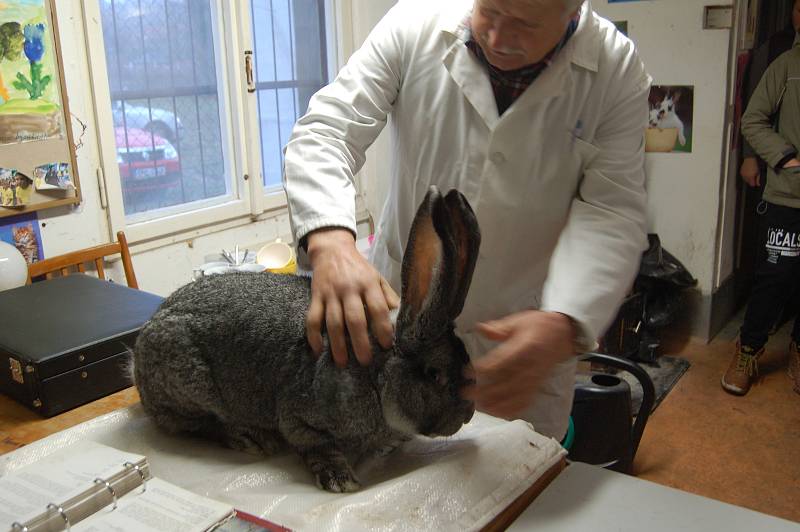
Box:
[0,241,28,291]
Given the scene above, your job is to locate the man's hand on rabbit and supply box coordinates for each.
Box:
[465,310,576,419]
[306,228,400,367]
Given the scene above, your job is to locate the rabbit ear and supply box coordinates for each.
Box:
[442,188,480,318]
[398,187,443,323]
[397,186,481,337]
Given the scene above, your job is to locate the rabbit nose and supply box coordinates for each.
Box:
[463,400,475,424]
[462,363,476,383]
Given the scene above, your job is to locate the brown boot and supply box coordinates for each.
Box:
[789,341,800,395]
[721,341,763,395]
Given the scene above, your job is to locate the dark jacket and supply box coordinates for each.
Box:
[742,33,800,207]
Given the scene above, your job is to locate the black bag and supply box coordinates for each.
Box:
[602,234,697,362]
[0,275,163,416]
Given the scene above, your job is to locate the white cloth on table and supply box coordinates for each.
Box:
[0,406,566,532]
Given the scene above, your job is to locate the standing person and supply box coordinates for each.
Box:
[284,0,651,439]
[739,1,799,188]
[723,1,800,396]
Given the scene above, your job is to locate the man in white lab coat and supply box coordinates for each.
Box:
[284,0,650,439]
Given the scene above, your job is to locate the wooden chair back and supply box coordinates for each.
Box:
[27,231,138,288]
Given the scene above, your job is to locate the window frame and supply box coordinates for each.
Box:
[83,0,347,244]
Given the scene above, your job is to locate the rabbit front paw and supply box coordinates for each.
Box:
[315,466,361,493]
[303,450,361,492]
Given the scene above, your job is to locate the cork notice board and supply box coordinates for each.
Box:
[0,0,81,219]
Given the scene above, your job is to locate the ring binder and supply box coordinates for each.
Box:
[93,477,118,510]
[4,442,240,532]
[7,456,149,531]
[45,503,70,531]
[124,461,148,492]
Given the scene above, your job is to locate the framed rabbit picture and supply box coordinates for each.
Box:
[0,0,81,218]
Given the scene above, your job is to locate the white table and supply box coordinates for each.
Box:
[509,462,799,531]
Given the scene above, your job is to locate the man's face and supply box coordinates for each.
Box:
[793,0,800,33]
[471,0,576,71]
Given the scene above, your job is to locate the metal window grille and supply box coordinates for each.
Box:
[251,0,328,189]
[100,0,330,215]
[100,0,228,216]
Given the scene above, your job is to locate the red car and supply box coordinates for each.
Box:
[116,127,181,192]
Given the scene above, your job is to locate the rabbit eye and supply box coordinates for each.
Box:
[426,367,449,387]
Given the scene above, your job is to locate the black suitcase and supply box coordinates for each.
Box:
[0,274,163,417]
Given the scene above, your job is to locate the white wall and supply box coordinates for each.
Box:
[593,0,737,339]
[592,0,731,297]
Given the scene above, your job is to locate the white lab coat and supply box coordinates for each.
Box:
[284,0,650,439]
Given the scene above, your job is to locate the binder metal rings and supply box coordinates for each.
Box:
[46,503,71,531]
[124,461,147,492]
[94,477,118,510]
[11,523,28,532]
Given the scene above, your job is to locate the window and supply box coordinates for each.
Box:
[99,0,232,219]
[251,0,329,190]
[86,0,334,240]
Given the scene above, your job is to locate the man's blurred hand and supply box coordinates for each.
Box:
[463,310,576,419]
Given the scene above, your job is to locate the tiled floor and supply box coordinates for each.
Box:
[1,315,798,523]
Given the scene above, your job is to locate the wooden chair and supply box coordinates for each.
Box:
[27,231,138,288]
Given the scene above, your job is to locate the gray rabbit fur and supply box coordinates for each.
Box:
[133,187,480,492]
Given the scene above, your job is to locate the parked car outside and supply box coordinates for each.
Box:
[111,100,184,144]
[116,127,181,194]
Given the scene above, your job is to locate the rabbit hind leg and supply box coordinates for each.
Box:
[147,406,282,456]
[217,424,285,455]
[143,400,221,437]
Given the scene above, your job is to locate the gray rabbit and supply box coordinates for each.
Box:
[133,187,480,492]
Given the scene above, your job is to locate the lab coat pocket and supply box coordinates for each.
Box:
[571,134,601,174]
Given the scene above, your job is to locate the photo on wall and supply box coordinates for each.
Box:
[0,167,33,206]
[646,85,694,153]
[0,210,42,264]
[34,161,72,190]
